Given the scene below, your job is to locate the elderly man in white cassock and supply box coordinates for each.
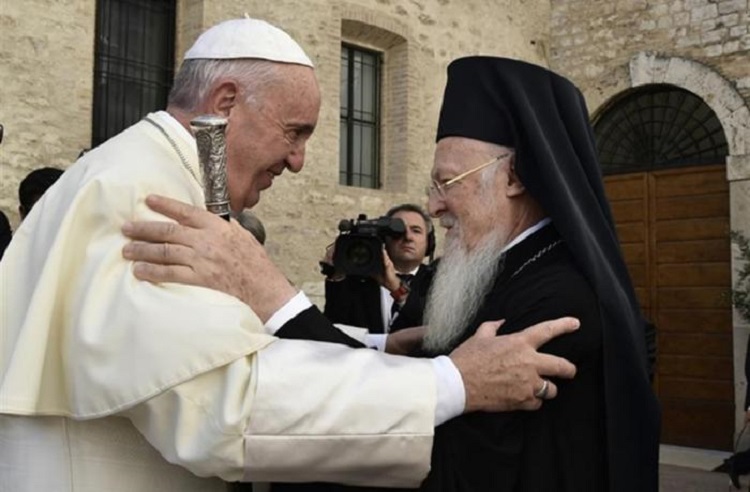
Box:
[0,18,579,491]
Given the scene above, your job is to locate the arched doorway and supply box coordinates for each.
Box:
[594,84,733,450]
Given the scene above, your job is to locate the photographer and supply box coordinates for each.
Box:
[322,203,436,335]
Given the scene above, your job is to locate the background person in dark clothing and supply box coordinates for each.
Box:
[236,208,267,245]
[18,166,64,221]
[323,203,436,334]
[715,335,750,489]
[0,211,11,260]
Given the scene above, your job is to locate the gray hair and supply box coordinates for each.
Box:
[168,58,281,112]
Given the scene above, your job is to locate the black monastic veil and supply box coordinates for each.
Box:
[436,56,660,492]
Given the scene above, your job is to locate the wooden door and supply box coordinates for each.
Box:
[605,165,733,450]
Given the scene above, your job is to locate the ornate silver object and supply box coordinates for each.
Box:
[190,115,231,220]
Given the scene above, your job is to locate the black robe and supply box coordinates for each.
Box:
[419,225,606,492]
[271,225,606,492]
[435,57,659,491]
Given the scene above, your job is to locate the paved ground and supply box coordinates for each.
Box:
[660,463,739,491]
[658,444,743,491]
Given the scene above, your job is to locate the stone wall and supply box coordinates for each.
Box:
[0,0,550,303]
[0,0,96,223]
[549,0,749,112]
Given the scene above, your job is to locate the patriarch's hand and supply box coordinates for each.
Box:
[385,326,426,355]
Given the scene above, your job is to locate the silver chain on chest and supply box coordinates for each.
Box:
[508,240,562,280]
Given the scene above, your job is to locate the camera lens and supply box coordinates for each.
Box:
[346,242,374,266]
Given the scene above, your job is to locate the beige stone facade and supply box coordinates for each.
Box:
[0,0,548,295]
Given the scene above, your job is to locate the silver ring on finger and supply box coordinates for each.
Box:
[534,379,550,399]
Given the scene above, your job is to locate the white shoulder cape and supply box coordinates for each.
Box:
[0,112,275,418]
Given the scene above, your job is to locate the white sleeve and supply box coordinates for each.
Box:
[334,323,377,346]
[263,299,465,423]
[264,291,312,333]
[432,355,466,425]
[121,338,437,487]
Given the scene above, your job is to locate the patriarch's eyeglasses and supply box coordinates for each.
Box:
[425,153,511,199]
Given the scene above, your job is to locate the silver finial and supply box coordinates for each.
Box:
[190,115,230,220]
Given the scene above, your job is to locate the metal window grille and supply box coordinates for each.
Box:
[340,44,381,188]
[92,0,175,147]
[594,84,728,176]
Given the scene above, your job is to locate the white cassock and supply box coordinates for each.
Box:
[0,112,437,491]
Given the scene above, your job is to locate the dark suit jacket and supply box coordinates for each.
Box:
[323,265,434,334]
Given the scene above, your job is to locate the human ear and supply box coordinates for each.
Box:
[208,80,240,117]
[505,163,526,197]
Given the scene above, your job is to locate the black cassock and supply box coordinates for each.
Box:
[433,57,658,492]
[419,224,606,492]
[271,224,607,492]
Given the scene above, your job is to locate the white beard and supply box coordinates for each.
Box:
[422,227,506,354]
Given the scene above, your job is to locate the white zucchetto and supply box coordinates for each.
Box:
[184,17,313,67]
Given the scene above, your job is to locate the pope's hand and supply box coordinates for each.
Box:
[450,318,579,412]
[122,195,296,323]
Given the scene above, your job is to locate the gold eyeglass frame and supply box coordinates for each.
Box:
[426,152,512,199]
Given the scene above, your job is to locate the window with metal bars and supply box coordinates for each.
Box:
[340,44,381,188]
[92,0,175,147]
[593,84,728,175]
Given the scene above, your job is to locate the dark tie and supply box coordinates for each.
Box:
[397,273,415,284]
[390,273,415,317]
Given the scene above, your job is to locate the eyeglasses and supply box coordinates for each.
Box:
[425,153,511,199]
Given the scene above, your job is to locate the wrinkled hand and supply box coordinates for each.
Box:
[121,195,297,322]
[449,317,579,413]
[385,326,426,355]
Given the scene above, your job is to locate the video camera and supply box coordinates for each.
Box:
[333,214,406,277]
